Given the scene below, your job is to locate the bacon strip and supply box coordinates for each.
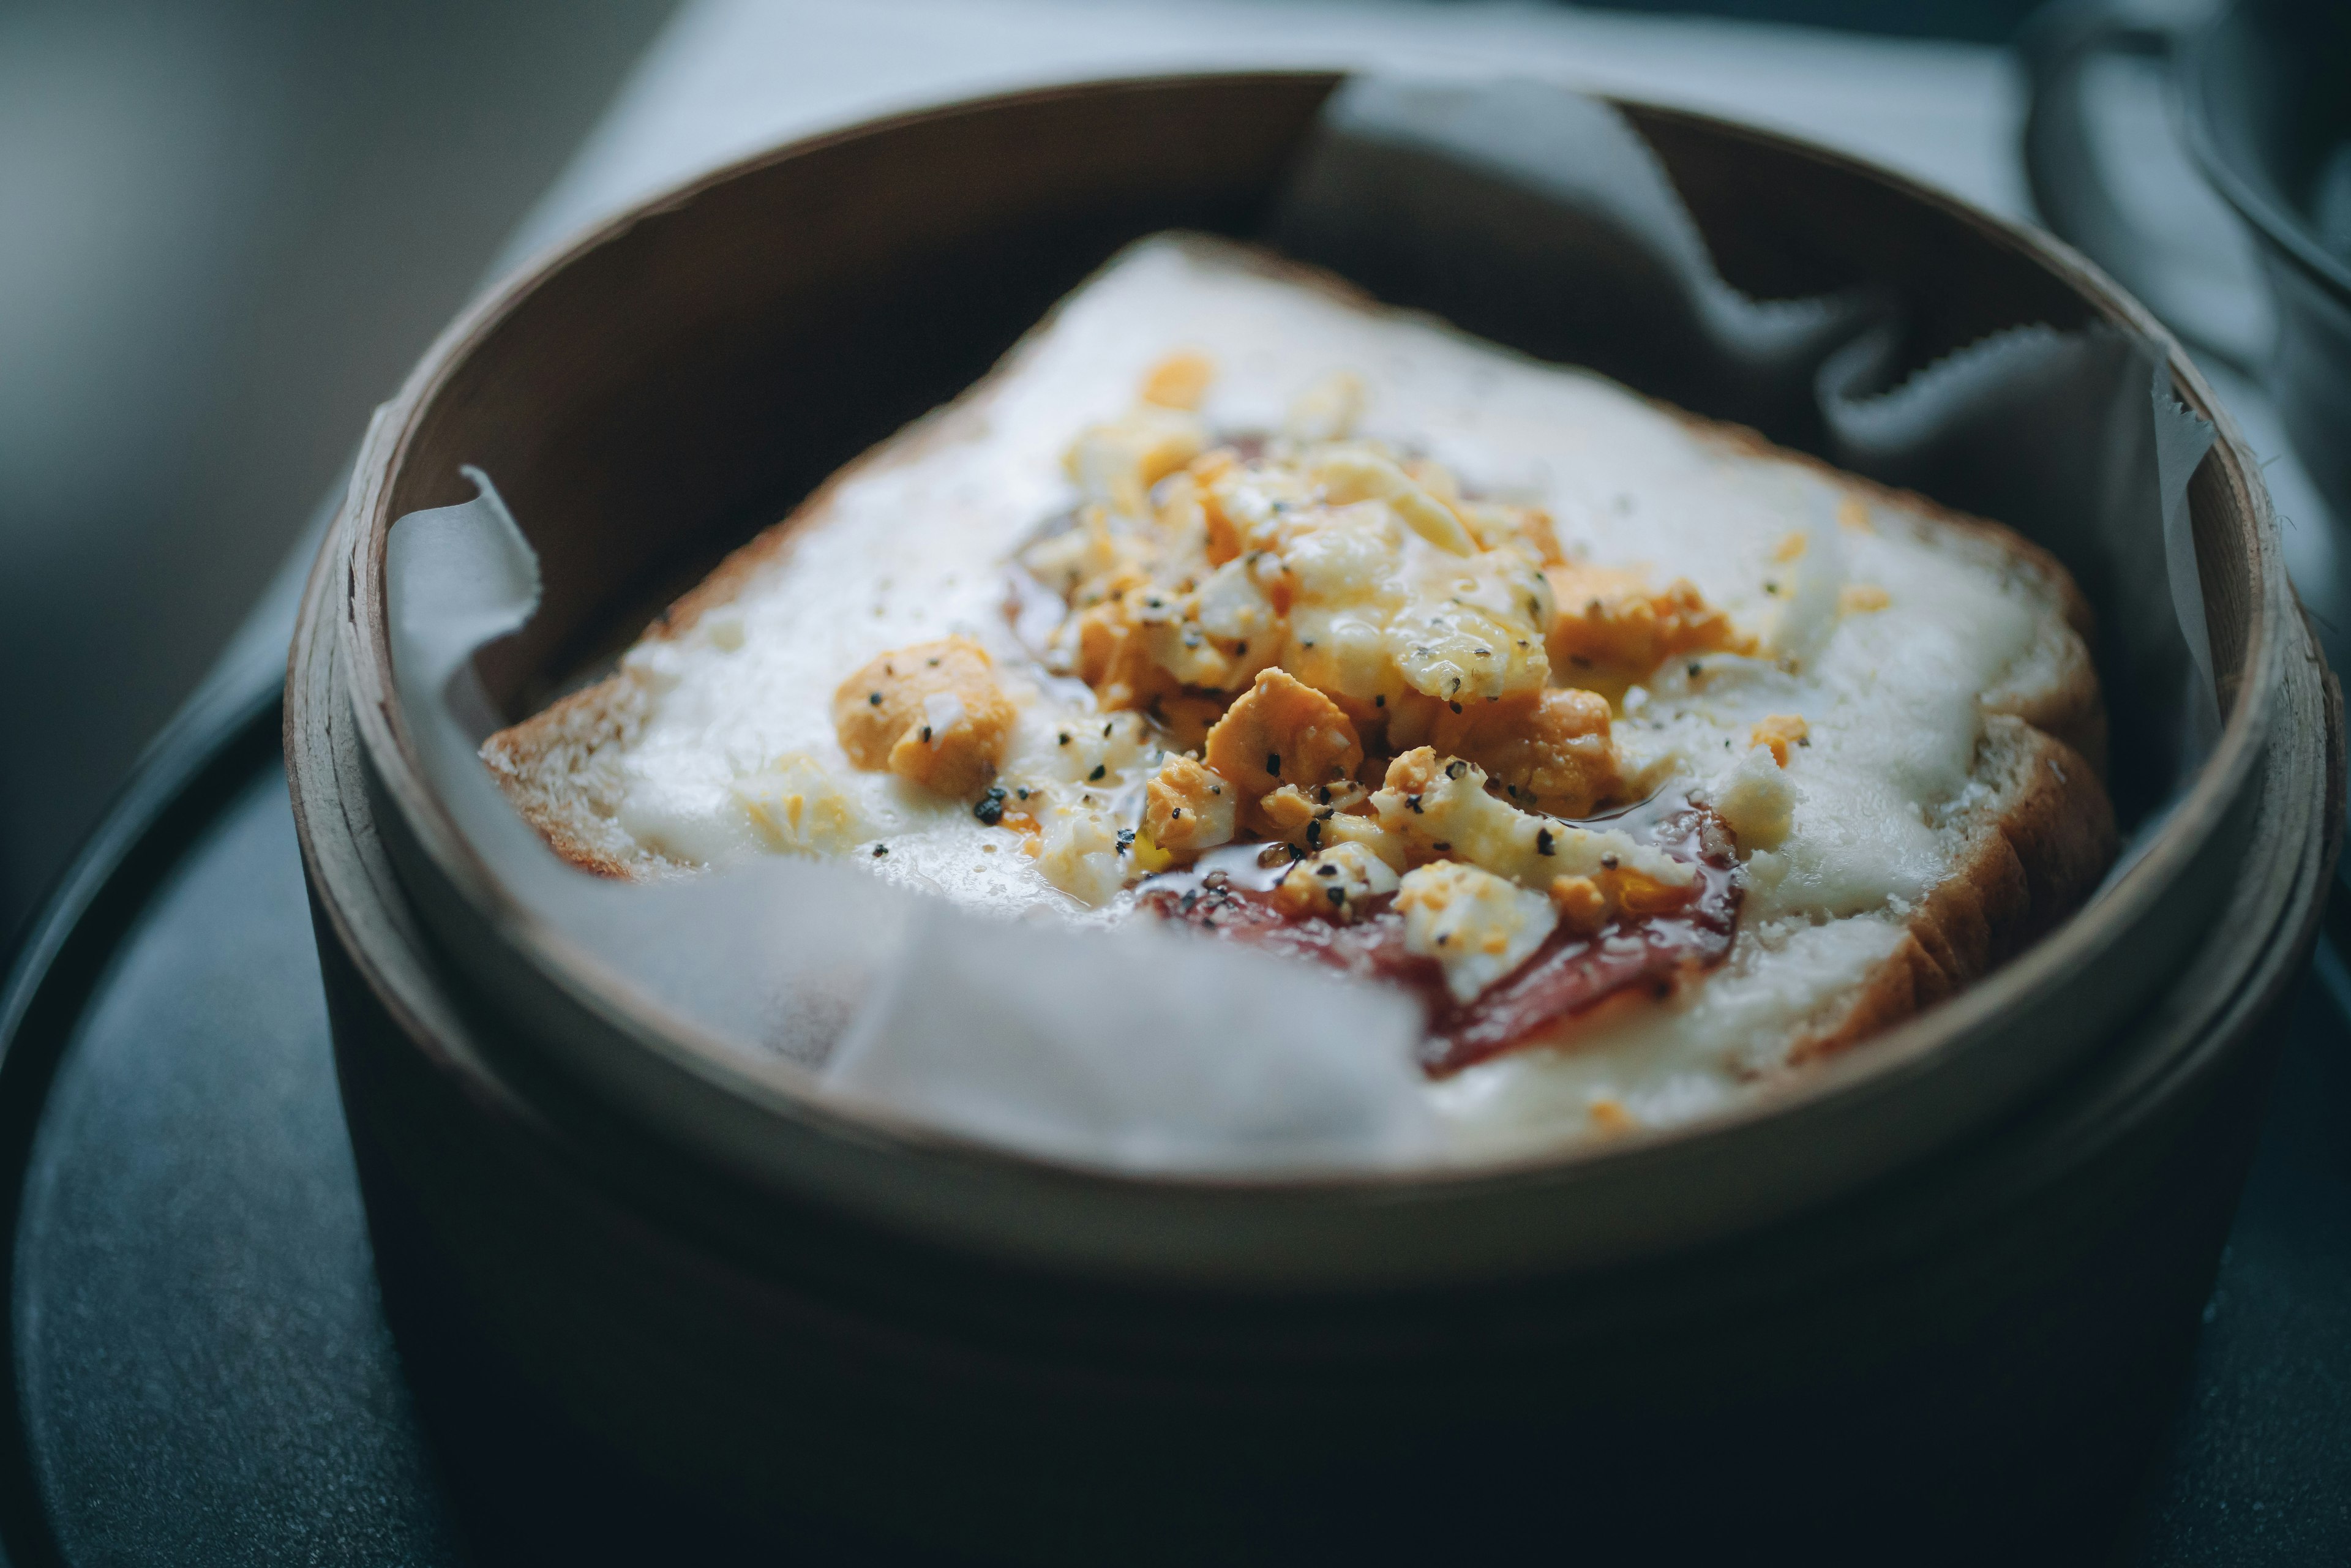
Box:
[1139,811,1739,1078]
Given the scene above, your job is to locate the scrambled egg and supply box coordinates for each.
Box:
[1272,840,1401,923]
[1395,861,1558,1003]
[817,353,1771,1003]
[1143,754,1237,856]
[730,752,864,856]
[831,636,1016,797]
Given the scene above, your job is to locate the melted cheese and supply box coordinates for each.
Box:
[589,236,2063,1152]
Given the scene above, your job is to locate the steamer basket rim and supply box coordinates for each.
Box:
[310,70,2290,1207]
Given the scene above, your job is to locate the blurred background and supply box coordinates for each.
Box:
[0,0,2229,942]
[0,0,678,940]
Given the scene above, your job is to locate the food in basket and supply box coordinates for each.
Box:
[481,235,2115,1149]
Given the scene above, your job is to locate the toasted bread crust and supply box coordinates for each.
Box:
[478,675,667,880]
[1790,715,2117,1063]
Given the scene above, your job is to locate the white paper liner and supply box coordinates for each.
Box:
[383,78,2216,1176]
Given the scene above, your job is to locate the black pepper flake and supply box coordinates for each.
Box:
[1180,890,1200,913]
[1116,828,1136,854]
[1301,639,1316,648]
[1474,647,1491,659]
[1316,785,1332,805]
[1374,695,1386,708]
[1088,763,1107,781]
[1016,787,1030,800]
[1059,732,1072,746]
[1763,580,1779,595]
[1407,794,1423,814]
[1572,655,1592,669]
[1170,807,1183,820]
[1432,841,1452,852]
[1687,661,1703,678]
[1266,751,1281,777]
[1316,863,1340,877]
[1449,701,1463,715]
[1652,979,1673,999]
[1445,760,1468,779]
[919,725,932,743]
[867,691,883,706]
[1447,677,1462,696]
[1102,721,1113,737]
[1537,828,1556,857]
[1436,932,1451,947]
[1327,885,1346,909]
[1235,640,1249,656]
[1600,853,1619,869]
[1306,820,1323,848]
[872,844,889,858]
[1287,842,1305,861]
[926,656,941,666]
[973,787,1007,825]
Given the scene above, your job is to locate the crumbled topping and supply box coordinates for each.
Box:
[1283,369,1363,443]
[1138,349,1215,411]
[1543,564,1750,694]
[1272,840,1401,924]
[1709,744,1799,850]
[1371,747,1690,895]
[1418,687,1622,818]
[831,636,1014,797]
[1396,861,1558,1003]
[1750,713,1810,767]
[825,360,1766,950]
[1144,754,1237,857]
[1064,404,1207,517]
[1202,668,1363,822]
[1586,1097,1638,1135]
[1029,370,1566,733]
[732,753,864,855]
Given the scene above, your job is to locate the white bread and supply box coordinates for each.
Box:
[481,235,2114,1152]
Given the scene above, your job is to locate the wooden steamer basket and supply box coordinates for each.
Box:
[287,75,2340,1562]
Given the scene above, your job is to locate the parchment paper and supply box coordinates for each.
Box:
[383,78,2217,1174]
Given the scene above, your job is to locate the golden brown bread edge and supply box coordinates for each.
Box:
[478,236,2120,1069]
[1791,714,2115,1064]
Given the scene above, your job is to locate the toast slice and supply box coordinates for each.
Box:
[480,234,2115,1144]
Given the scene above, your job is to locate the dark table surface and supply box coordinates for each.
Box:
[0,680,2342,1565]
